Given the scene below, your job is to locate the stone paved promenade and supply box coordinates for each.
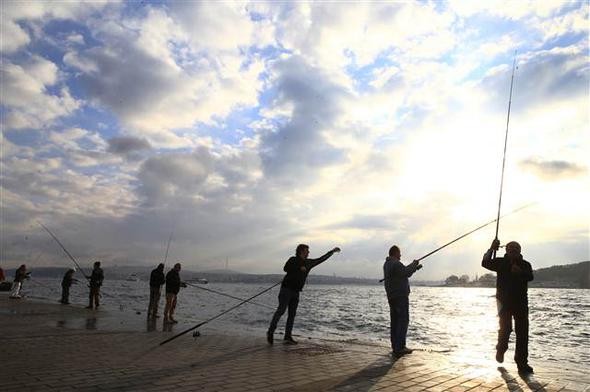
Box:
[1,294,588,392]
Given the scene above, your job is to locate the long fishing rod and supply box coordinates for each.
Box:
[494,52,518,256]
[163,231,173,265]
[379,203,533,282]
[160,281,282,346]
[184,282,274,310]
[38,222,90,280]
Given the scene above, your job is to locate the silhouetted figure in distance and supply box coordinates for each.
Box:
[86,261,104,309]
[60,268,78,304]
[148,263,165,319]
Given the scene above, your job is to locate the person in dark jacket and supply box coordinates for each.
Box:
[86,261,104,309]
[163,263,185,323]
[383,245,422,357]
[482,239,534,374]
[60,269,78,304]
[10,264,30,299]
[147,263,166,319]
[267,244,340,345]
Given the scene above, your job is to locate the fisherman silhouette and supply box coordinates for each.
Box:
[267,244,340,345]
[482,239,534,374]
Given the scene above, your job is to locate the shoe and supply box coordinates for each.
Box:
[85,306,93,309]
[393,347,413,357]
[266,330,274,345]
[495,350,504,363]
[283,336,298,345]
[517,364,534,374]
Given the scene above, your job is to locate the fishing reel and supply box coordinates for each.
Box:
[192,330,201,338]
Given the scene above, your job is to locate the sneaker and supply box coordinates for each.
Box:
[283,336,298,345]
[517,364,534,374]
[495,350,505,363]
[266,330,274,345]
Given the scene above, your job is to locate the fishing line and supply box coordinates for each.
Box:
[379,203,534,282]
[184,282,274,310]
[159,281,282,346]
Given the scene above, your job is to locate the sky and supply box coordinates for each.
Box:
[1,0,588,280]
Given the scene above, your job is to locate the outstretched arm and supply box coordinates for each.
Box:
[306,247,341,270]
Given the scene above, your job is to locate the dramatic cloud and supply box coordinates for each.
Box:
[1,1,588,279]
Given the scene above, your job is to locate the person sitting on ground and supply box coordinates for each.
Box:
[267,244,341,345]
[482,239,534,374]
[86,261,104,309]
[10,264,30,299]
[163,263,186,324]
[60,269,78,305]
[147,263,166,319]
[383,245,422,357]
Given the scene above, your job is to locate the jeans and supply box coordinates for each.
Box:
[88,286,100,308]
[268,286,300,338]
[388,296,409,352]
[497,305,529,366]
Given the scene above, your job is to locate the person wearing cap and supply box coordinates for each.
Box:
[86,261,104,309]
[267,244,341,345]
[383,245,422,357]
[60,268,78,304]
[163,263,186,323]
[147,263,166,319]
[482,239,534,374]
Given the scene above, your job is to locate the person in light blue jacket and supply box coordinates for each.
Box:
[383,245,422,357]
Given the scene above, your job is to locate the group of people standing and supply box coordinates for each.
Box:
[147,262,186,324]
[4,237,534,374]
[267,240,534,374]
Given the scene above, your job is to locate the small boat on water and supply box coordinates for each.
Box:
[125,274,140,282]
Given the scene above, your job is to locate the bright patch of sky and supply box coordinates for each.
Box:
[1,1,588,280]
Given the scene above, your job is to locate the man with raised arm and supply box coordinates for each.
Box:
[482,239,534,374]
[267,244,340,345]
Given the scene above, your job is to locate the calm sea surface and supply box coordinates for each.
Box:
[22,278,590,377]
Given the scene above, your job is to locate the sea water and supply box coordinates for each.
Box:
[21,279,589,378]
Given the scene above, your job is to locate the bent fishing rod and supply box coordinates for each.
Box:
[38,222,90,280]
[184,282,274,310]
[160,281,282,346]
[494,52,518,257]
[379,203,533,282]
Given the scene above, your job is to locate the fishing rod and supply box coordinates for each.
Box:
[184,282,274,310]
[163,231,173,265]
[38,222,90,280]
[379,203,533,282]
[494,52,518,257]
[160,281,282,346]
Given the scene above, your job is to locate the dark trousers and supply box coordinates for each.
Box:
[268,286,300,338]
[61,286,70,304]
[147,286,161,317]
[89,286,100,308]
[388,296,409,352]
[497,305,529,366]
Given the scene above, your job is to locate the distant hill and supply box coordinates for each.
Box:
[531,261,589,289]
